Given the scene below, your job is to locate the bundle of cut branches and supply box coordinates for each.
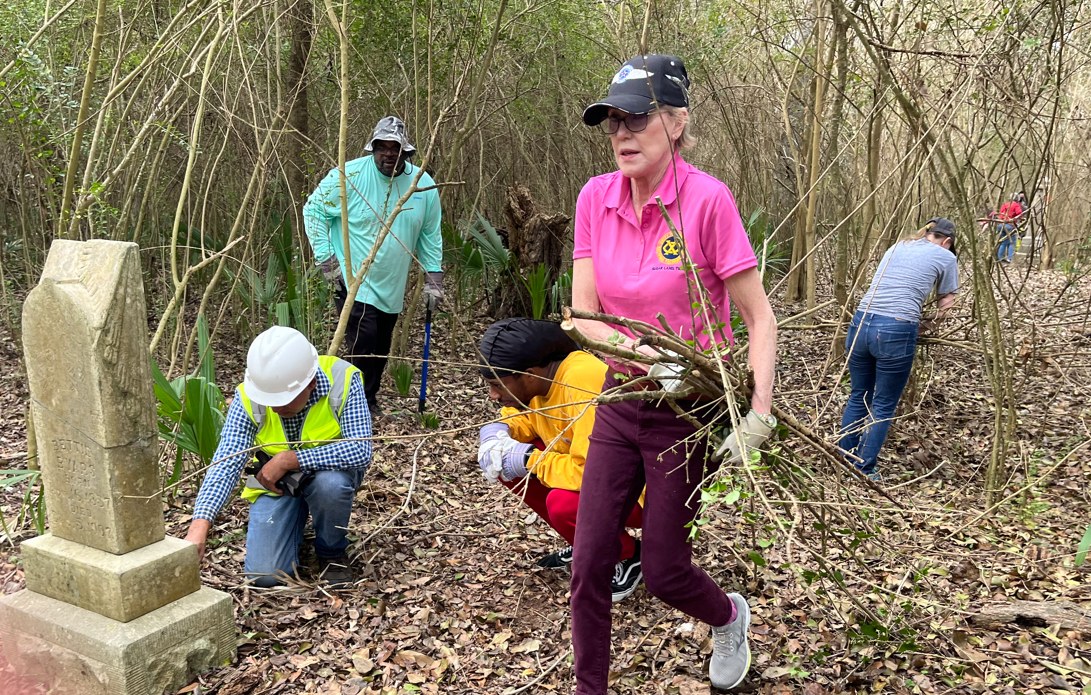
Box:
[560,306,893,502]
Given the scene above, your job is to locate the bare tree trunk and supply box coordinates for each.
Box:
[788,1,831,308]
[57,0,108,240]
[829,4,852,358]
[285,0,313,233]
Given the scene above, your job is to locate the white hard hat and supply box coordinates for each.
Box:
[244,326,319,407]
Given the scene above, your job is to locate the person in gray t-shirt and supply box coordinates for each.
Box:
[840,218,959,480]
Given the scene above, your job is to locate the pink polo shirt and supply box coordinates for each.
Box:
[573,154,757,349]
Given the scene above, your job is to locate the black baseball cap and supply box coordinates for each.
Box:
[583,54,690,126]
[927,217,956,238]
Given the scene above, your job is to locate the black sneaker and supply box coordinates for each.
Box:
[537,545,574,569]
[317,555,355,588]
[611,542,642,602]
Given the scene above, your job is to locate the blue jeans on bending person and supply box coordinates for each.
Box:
[244,468,364,587]
[996,223,1017,262]
[839,311,919,476]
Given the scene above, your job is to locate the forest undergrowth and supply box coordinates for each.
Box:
[1,265,1089,695]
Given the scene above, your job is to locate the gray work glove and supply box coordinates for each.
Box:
[424,271,444,311]
[646,349,689,393]
[319,257,342,285]
[713,409,777,463]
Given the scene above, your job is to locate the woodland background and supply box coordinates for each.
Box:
[2,0,1091,693]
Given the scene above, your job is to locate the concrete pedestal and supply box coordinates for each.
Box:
[0,587,235,695]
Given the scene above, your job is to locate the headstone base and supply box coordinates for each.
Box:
[0,586,235,695]
[22,535,200,622]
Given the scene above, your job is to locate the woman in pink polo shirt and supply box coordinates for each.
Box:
[568,54,778,693]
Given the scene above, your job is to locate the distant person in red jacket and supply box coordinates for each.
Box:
[994,192,1026,263]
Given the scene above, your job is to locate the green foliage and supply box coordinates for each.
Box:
[464,212,511,274]
[448,212,570,319]
[744,208,790,285]
[442,217,490,308]
[1076,524,1091,567]
[227,217,320,335]
[0,468,45,539]
[847,615,919,654]
[521,263,550,319]
[687,474,747,542]
[152,316,226,481]
[550,268,572,317]
[444,213,514,311]
[389,360,414,398]
[418,411,440,429]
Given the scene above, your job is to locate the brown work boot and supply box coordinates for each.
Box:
[317,554,354,588]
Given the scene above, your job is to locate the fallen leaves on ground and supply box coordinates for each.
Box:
[1,268,1089,694]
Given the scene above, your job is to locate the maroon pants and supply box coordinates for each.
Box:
[570,379,735,693]
[502,477,642,561]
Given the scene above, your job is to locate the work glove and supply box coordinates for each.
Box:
[318,257,340,281]
[318,256,344,292]
[477,423,533,483]
[646,350,689,393]
[424,271,444,311]
[478,423,508,483]
[713,409,777,463]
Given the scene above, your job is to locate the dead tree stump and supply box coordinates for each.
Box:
[492,185,569,317]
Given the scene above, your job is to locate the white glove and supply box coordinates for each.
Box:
[646,350,689,393]
[714,409,776,463]
[480,427,508,482]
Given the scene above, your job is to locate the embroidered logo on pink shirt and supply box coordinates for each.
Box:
[653,232,683,270]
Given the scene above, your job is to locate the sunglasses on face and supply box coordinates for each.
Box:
[600,112,651,134]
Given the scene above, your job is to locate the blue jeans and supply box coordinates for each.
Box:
[839,312,918,475]
[244,469,364,587]
[996,223,1017,261]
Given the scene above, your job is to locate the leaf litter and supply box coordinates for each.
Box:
[0,268,1089,693]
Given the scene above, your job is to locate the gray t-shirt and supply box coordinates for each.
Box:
[857,239,959,322]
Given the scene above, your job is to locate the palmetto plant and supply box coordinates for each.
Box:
[521,263,550,320]
[151,315,226,485]
[388,360,414,397]
[449,213,564,319]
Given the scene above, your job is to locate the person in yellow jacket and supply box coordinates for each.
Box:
[185,326,372,588]
[478,318,644,601]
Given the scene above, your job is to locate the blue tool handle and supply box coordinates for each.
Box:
[419,306,432,413]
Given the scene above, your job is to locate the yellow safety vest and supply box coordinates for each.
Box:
[238,356,358,502]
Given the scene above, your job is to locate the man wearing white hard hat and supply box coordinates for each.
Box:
[184,326,372,587]
[303,115,444,418]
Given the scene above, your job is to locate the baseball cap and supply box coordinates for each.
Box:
[365,116,416,154]
[927,217,956,239]
[583,54,690,126]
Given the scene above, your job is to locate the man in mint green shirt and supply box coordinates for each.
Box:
[303,116,443,417]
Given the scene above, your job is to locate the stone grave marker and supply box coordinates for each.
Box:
[0,239,235,694]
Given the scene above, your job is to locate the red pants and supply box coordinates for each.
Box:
[502,477,643,561]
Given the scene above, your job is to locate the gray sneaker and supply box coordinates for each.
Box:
[709,592,751,690]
